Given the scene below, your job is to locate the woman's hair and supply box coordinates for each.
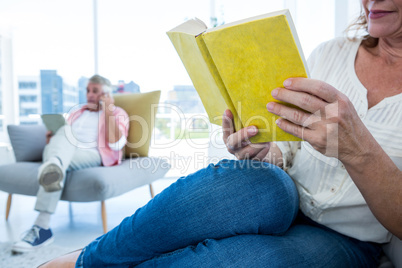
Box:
[88,74,112,94]
[346,10,378,48]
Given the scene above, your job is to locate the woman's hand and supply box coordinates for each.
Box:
[268,77,402,238]
[267,78,369,164]
[222,109,283,166]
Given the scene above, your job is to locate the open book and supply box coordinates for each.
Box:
[41,114,66,134]
[167,9,309,142]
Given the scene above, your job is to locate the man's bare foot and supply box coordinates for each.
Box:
[39,249,82,268]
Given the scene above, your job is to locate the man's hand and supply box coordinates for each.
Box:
[100,93,115,113]
[45,131,53,144]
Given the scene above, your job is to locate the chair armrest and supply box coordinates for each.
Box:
[7,124,47,162]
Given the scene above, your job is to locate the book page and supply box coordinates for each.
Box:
[205,9,288,33]
[168,18,207,36]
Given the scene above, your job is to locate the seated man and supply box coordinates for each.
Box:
[12,75,129,253]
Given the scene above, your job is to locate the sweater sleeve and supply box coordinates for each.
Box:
[274,142,301,171]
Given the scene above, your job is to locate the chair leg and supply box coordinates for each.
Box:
[101,201,107,234]
[149,184,155,198]
[6,194,13,221]
[6,194,12,221]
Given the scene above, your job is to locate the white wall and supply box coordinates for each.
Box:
[0,35,18,143]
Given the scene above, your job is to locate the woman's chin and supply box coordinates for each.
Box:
[368,24,400,39]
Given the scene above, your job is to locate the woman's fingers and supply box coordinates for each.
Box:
[275,118,314,141]
[222,109,235,142]
[253,144,271,161]
[222,109,269,160]
[267,78,340,128]
[266,78,345,155]
[271,88,328,114]
[223,109,260,153]
[226,126,258,153]
[283,78,339,103]
[267,102,321,129]
[234,142,270,160]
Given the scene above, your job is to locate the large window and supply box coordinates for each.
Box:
[0,0,362,108]
[0,35,13,141]
[0,52,2,136]
[0,1,361,172]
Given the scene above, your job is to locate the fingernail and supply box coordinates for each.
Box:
[266,102,274,111]
[276,119,281,126]
[247,126,257,135]
[271,89,278,97]
[283,79,291,87]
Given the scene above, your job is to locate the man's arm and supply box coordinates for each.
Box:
[101,93,123,144]
[45,131,53,144]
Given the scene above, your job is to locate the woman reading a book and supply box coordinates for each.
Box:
[42,0,401,267]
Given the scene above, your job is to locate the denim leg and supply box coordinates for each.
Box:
[138,220,381,268]
[77,160,299,267]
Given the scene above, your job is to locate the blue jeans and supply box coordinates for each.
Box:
[76,160,381,267]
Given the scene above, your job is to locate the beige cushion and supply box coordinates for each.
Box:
[114,91,161,158]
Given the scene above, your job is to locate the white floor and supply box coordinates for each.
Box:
[0,178,177,250]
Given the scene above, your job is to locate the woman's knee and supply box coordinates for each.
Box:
[208,160,297,200]
[195,159,299,230]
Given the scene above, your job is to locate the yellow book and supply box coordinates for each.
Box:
[167,9,309,142]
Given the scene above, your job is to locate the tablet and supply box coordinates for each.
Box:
[41,114,66,134]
